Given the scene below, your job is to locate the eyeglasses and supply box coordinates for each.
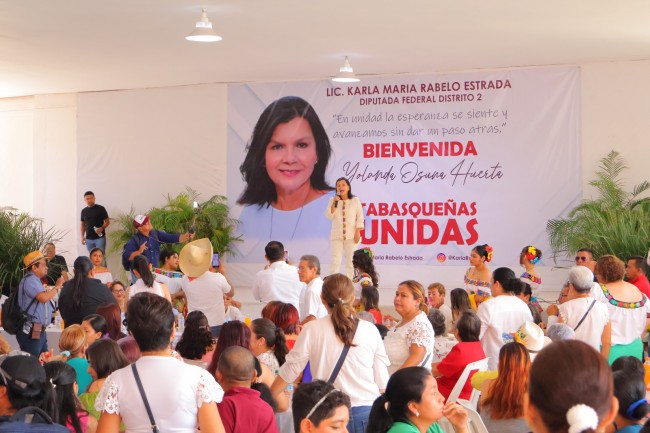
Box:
[112,289,125,294]
[575,256,589,262]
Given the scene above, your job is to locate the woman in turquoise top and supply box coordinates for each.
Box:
[367,366,468,433]
[58,324,93,395]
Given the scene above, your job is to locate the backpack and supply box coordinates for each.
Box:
[1,280,37,336]
[0,406,70,433]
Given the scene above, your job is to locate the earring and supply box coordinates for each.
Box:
[415,411,420,417]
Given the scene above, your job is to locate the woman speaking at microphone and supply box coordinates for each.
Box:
[325,177,365,279]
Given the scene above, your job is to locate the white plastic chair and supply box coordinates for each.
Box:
[458,400,490,433]
[446,357,489,404]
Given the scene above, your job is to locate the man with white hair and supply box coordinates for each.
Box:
[558,266,611,358]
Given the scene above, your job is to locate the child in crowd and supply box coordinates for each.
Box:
[352,247,379,301]
[224,294,244,322]
[360,285,382,324]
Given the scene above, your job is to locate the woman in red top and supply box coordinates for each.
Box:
[432,310,485,401]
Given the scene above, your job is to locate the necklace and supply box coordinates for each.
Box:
[269,193,309,241]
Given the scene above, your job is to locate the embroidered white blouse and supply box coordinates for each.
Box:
[383,311,435,376]
[95,356,223,433]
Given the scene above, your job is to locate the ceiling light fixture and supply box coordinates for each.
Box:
[331,56,360,83]
[186,8,222,42]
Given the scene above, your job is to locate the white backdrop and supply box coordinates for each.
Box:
[227,67,582,269]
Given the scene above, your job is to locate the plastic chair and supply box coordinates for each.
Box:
[446,357,489,404]
[458,400,490,433]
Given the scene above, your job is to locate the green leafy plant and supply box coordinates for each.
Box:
[0,208,64,294]
[547,150,650,263]
[109,188,240,260]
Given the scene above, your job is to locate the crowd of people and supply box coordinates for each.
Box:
[5,190,650,433]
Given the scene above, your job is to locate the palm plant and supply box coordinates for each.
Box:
[547,150,650,264]
[0,208,64,294]
[109,188,240,260]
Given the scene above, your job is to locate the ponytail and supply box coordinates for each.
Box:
[367,394,392,433]
[251,318,289,365]
[273,326,288,366]
[322,274,357,347]
[71,256,93,308]
[133,255,154,287]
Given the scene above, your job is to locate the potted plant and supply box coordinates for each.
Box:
[0,208,64,295]
[109,188,240,264]
[546,151,650,264]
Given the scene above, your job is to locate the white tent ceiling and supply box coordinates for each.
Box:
[1,0,650,98]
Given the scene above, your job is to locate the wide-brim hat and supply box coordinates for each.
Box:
[514,321,551,353]
[179,238,213,278]
[23,250,46,269]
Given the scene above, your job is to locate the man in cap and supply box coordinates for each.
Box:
[16,251,62,357]
[121,214,194,277]
[180,238,233,337]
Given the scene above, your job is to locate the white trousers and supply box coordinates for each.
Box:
[330,238,357,279]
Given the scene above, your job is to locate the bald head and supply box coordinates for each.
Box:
[217,346,256,383]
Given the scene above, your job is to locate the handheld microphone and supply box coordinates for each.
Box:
[335,194,342,207]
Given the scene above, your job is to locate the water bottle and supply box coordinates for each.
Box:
[94,226,103,237]
[53,312,62,329]
[177,314,185,333]
[644,358,650,391]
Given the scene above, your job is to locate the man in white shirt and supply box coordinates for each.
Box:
[252,241,302,312]
[179,238,234,337]
[298,254,328,325]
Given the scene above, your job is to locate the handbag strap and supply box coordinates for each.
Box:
[327,319,359,384]
[18,279,40,317]
[131,364,159,433]
[573,300,597,332]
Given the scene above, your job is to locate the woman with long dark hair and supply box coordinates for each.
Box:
[236,96,335,261]
[80,339,129,424]
[367,366,467,433]
[271,273,389,433]
[89,247,112,286]
[464,244,493,305]
[128,255,171,302]
[59,256,117,326]
[43,361,96,433]
[325,178,365,278]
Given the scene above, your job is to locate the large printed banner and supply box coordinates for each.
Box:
[227,67,581,266]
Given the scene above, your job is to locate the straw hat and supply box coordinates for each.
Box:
[179,238,213,278]
[514,321,552,354]
[23,250,46,269]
